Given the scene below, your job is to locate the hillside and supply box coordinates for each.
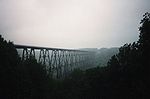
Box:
[80,47,119,67]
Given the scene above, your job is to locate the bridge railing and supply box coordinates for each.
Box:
[15,44,95,78]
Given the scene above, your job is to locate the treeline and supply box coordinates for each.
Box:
[0,36,50,99]
[0,12,150,99]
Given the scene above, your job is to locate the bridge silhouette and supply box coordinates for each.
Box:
[15,45,96,78]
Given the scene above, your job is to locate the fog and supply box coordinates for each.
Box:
[0,0,150,48]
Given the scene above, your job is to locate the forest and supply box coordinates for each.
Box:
[0,12,150,99]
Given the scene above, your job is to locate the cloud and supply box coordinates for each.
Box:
[0,0,150,48]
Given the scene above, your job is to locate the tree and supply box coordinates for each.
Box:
[0,35,51,99]
[19,57,48,99]
[0,35,21,98]
[138,12,150,68]
[107,12,150,98]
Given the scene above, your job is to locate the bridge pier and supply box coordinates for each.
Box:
[15,45,95,78]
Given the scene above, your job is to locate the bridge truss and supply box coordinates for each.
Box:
[15,45,95,78]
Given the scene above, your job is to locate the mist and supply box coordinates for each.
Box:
[0,0,150,48]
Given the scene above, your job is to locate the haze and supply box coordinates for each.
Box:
[0,0,150,49]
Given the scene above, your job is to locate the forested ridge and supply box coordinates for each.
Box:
[0,13,150,99]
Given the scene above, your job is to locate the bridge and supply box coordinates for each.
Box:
[15,45,96,78]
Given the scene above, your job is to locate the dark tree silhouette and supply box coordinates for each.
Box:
[0,35,20,98]
[0,35,52,99]
[138,12,150,70]
[107,12,150,99]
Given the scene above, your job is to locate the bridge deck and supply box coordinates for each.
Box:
[15,44,87,52]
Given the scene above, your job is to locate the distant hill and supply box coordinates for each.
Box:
[80,47,119,67]
[78,48,98,52]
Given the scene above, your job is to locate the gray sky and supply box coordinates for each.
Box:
[0,0,150,49]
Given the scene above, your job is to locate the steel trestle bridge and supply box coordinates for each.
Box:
[15,45,95,78]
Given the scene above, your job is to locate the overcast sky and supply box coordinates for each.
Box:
[0,0,150,49]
